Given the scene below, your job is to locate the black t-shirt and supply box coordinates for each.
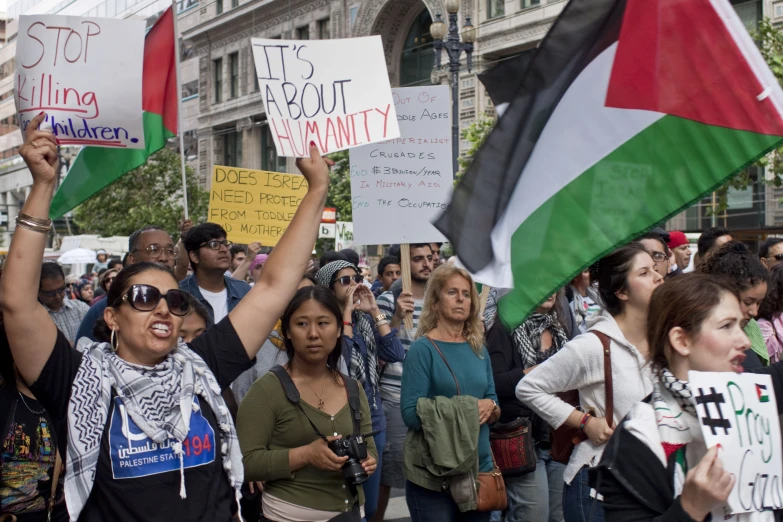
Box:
[29,317,253,522]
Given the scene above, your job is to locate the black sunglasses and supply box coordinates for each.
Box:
[121,284,191,316]
[335,275,364,286]
[769,254,783,261]
[39,285,66,297]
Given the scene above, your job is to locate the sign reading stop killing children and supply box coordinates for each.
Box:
[688,371,783,518]
[251,36,400,157]
[15,15,145,149]
[349,86,451,244]
[208,166,308,246]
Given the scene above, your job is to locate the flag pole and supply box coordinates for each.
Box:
[171,0,189,219]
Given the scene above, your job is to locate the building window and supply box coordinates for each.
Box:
[224,131,243,167]
[488,0,504,19]
[350,6,359,32]
[216,0,223,14]
[400,9,435,86]
[262,125,287,172]
[214,58,223,103]
[731,0,761,30]
[521,0,540,8]
[229,52,239,98]
[296,26,310,40]
[318,18,331,39]
[231,0,238,7]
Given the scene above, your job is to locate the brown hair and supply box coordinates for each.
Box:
[589,242,650,316]
[647,273,739,374]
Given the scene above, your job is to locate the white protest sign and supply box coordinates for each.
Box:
[15,15,145,149]
[319,223,336,239]
[349,86,452,244]
[335,221,354,251]
[688,371,783,517]
[251,36,399,157]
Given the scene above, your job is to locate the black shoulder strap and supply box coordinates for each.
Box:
[270,365,300,404]
[343,376,362,436]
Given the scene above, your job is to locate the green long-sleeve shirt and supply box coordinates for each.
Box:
[237,371,378,512]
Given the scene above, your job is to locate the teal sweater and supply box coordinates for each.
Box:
[401,338,498,473]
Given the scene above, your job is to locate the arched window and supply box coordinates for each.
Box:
[400,9,435,86]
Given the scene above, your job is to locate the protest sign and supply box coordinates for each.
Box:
[335,221,354,251]
[688,371,783,517]
[15,15,145,149]
[250,36,399,157]
[319,223,336,239]
[208,165,308,246]
[349,86,451,244]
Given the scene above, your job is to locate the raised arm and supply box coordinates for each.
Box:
[174,218,193,282]
[228,143,330,358]
[1,113,60,385]
[230,241,261,282]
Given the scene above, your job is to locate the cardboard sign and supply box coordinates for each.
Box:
[15,15,145,149]
[319,223,336,238]
[349,86,452,244]
[688,371,783,517]
[208,166,308,246]
[335,221,354,251]
[251,36,399,157]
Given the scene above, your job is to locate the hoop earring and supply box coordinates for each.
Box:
[111,329,119,352]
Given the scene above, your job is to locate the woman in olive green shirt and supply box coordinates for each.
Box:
[237,286,377,522]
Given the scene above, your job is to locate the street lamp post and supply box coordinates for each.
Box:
[430,0,476,175]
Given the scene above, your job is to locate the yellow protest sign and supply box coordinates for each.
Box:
[208,165,308,245]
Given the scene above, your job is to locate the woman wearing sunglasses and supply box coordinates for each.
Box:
[1,113,330,522]
[315,260,404,521]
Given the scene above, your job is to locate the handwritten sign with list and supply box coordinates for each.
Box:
[208,166,308,246]
[688,371,783,518]
[15,15,145,149]
[251,36,400,157]
[349,86,452,244]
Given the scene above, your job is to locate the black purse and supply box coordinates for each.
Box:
[490,416,537,476]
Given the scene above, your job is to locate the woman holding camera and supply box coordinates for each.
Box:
[237,286,377,522]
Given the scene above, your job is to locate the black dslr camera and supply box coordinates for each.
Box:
[328,431,378,485]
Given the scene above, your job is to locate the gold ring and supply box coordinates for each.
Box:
[31,140,38,148]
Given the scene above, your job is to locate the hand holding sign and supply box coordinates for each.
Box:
[680,445,734,521]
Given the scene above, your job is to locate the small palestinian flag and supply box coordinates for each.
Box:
[49,7,178,219]
[435,0,783,329]
[757,383,770,403]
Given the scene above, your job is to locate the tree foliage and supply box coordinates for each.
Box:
[457,117,496,184]
[315,150,352,256]
[72,147,209,237]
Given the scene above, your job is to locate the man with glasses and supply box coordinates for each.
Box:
[759,237,783,270]
[39,262,89,345]
[638,230,671,279]
[75,225,179,343]
[180,223,251,323]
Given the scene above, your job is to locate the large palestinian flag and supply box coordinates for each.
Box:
[49,7,178,219]
[435,0,783,329]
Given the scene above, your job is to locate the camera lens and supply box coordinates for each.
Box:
[342,458,368,485]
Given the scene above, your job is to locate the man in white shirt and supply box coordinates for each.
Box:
[179,223,251,323]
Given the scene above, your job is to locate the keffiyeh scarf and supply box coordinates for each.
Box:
[660,367,698,416]
[352,311,380,393]
[315,260,358,287]
[512,312,568,369]
[66,339,243,521]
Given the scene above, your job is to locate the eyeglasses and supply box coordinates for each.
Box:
[200,239,233,251]
[135,244,177,259]
[120,284,191,316]
[769,254,783,261]
[335,275,364,286]
[39,285,66,297]
[105,277,116,284]
[650,252,668,262]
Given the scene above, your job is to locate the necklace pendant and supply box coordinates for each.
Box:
[318,399,325,410]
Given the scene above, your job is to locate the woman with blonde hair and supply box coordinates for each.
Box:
[400,264,500,522]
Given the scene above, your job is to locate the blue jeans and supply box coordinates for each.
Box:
[562,467,605,522]
[363,429,385,520]
[406,480,491,522]
[505,447,566,522]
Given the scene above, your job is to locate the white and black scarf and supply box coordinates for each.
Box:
[512,312,568,369]
[659,367,698,416]
[351,311,380,393]
[66,339,243,522]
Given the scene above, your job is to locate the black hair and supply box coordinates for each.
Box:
[121,253,130,267]
[230,244,248,260]
[701,241,769,292]
[697,226,731,258]
[302,271,317,285]
[431,242,443,248]
[410,243,433,253]
[40,261,65,287]
[128,225,167,254]
[183,223,227,271]
[281,286,344,381]
[378,256,401,275]
[638,231,670,255]
[759,264,783,321]
[340,249,360,266]
[588,242,650,316]
[187,294,214,328]
[388,245,401,259]
[759,238,783,260]
[319,250,347,270]
[93,262,180,342]
[0,325,14,390]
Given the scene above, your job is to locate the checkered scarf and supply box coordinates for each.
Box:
[512,312,568,369]
[65,339,243,521]
[660,368,697,416]
[315,260,358,287]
